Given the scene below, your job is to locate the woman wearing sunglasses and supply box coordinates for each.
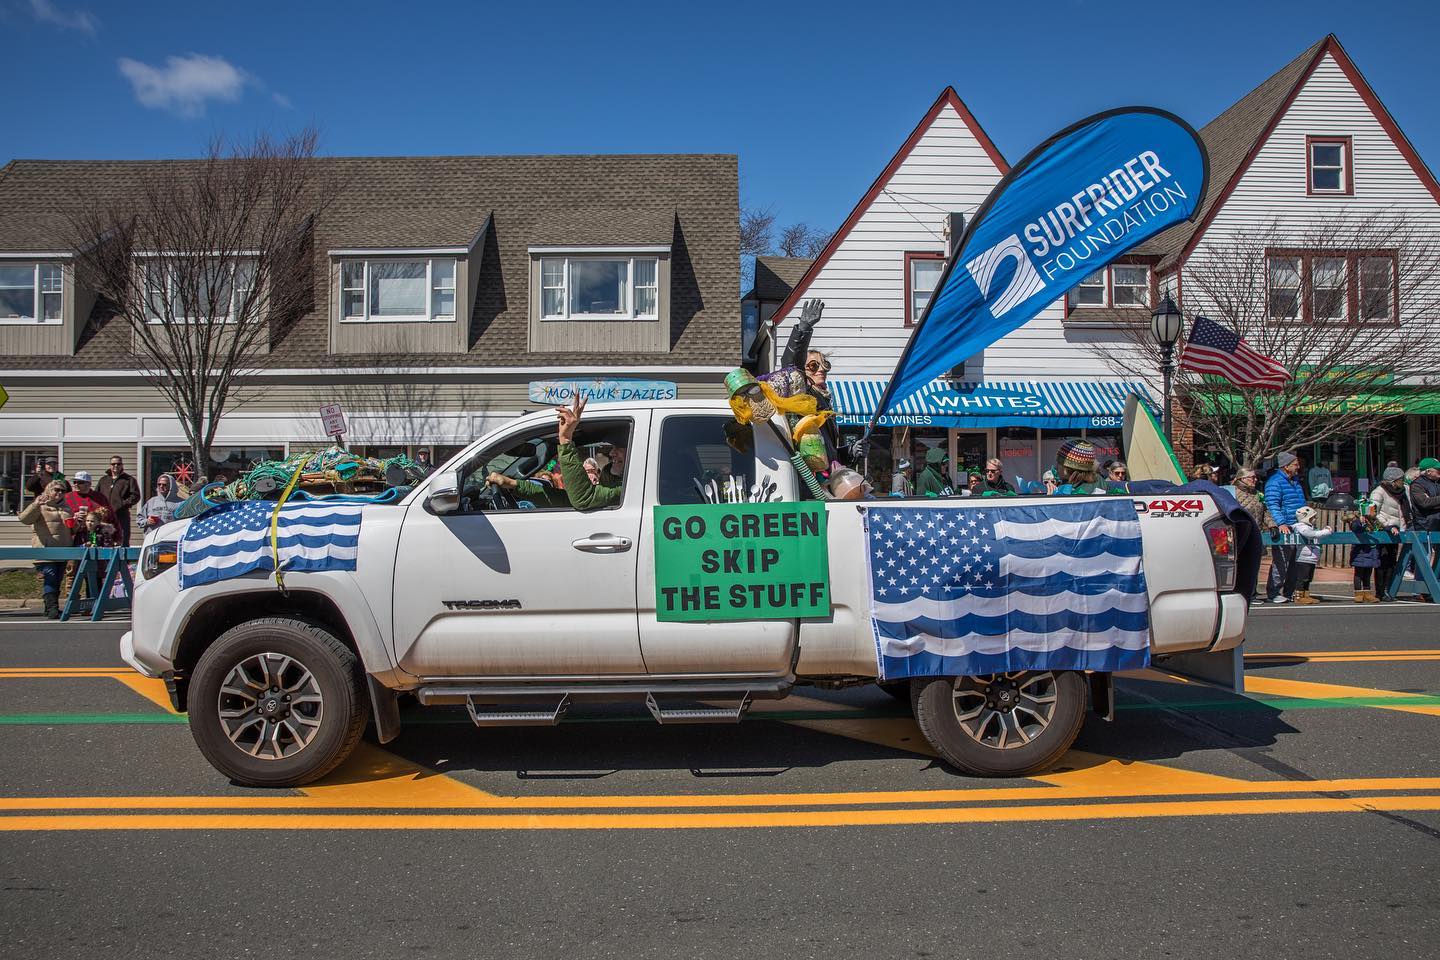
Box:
[779,299,848,468]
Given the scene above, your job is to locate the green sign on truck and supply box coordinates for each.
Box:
[653,502,830,622]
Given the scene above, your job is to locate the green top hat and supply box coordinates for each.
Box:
[725,368,760,398]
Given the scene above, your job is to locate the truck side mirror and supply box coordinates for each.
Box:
[427,470,461,515]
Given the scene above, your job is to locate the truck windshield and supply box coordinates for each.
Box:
[657,415,755,505]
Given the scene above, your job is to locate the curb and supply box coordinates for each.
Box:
[0,599,36,610]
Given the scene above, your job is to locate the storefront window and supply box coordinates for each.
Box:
[996,427,1039,488]
[953,432,988,487]
[144,446,285,496]
[1086,432,1123,470]
[0,447,60,514]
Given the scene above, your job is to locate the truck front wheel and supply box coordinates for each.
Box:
[188,618,368,788]
[911,671,1085,777]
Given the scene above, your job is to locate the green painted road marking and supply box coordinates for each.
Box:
[0,713,187,725]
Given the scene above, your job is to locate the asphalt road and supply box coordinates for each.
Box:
[1,606,1438,959]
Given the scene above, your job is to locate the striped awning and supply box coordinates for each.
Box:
[829,379,1156,431]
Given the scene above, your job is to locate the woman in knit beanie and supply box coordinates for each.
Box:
[1054,439,1103,494]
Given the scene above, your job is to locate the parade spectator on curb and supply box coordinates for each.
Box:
[916,447,951,498]
[1347,500,1383,604]
[63,472,111,534]
[140,475,181,531]
[1232,466,1275,534]
[1290,506,1332,605]
[980,458,1014,494]
[414,449,434,476]
[97,456,140,548]
[890,459,913,497]
[1411,458,1440,531]
[25,458,66,498]
[1041,469,1059,495]
[1265,451,1306,604]
[18,480,73,620]
[1372,465,1411,600]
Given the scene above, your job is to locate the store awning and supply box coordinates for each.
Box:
[829,379,1156,430]
[1196,388,1440,417]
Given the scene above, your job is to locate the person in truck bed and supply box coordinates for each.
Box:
[554,396,624,511]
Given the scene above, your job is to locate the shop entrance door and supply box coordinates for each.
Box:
[949,429,993,490]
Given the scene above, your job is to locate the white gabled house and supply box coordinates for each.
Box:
[765,36,1440,493]
[1155,34,1440,490]
[764,88,1158,486]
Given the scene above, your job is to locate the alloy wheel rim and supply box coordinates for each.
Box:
[217,652,324,760]
[951,672,1058,749]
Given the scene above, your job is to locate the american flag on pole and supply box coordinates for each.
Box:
[1180,315,1290,390]
[178,500,362,589]
[864,500,1151,680]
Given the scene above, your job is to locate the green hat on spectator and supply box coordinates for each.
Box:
[1420,457,1440,471]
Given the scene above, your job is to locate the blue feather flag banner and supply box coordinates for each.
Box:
[178,500,362,589]
[864,500,1151,679]
[872,109,1207,429]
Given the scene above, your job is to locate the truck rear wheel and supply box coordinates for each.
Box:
[188,618,367,788]
[911,671,1085,777]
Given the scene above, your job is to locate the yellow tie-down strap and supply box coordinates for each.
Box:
[269,463,307,592]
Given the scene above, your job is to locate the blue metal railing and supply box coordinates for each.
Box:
[0,546,141,621]
[1258,530,1439,600]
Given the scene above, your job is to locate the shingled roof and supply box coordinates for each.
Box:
[746,256,814,302]
[0,153,739,369]
[1150,37,1328,269]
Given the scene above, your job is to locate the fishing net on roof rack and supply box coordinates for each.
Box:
[172,447,429,520]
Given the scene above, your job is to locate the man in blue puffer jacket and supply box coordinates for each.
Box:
[1264,450,1307,603]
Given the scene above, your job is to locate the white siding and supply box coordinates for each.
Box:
[1181,52,1440,356]
[773,102,1142,383]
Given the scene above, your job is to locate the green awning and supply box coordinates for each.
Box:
[1194,388,1440,417]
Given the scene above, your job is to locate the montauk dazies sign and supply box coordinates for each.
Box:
[872,108,1208,428]
[529,378,677,404]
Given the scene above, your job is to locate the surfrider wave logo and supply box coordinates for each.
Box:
[965,234,1047,319]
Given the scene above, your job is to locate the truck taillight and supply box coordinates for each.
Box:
[1203,520,1236,592]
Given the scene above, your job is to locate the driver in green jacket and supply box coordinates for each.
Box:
[555,396,624,510]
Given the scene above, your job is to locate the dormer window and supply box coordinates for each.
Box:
[537,256,660,320]
[1307,136,1352,195]
[338,258,457,322]
[0,263,63,324]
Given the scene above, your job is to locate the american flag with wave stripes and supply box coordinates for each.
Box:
[178,500,363,590]
[864,500,1150,679]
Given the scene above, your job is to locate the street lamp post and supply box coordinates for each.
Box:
[1150,294,1184,443]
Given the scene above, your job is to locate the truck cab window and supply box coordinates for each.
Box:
[657,415,756,505]
[455,420,632,513]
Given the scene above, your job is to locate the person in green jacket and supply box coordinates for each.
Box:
[486,464,569,509]
[915,446,953,498]
[554,396,625,511]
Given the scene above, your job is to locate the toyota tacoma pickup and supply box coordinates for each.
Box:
[122,401,1247,787]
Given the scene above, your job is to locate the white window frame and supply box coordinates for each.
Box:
[337,258,458,323]
[538,256,660,321]
[0,262,64,326]
[1309,139,1349,194]
[1110,264,1150,308]
[1311,256,1348,322]
[141,258,254,325]
[1073,270,1107,308]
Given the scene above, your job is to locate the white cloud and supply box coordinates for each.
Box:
[28,0,98,35]
[117,53,251,118]
[272,92,293,110]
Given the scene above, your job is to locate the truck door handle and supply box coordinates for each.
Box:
[571,534,632,553]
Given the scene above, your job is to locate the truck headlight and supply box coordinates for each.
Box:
[141,540,179,580]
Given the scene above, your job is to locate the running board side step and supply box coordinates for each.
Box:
[466,694,569,727]
[646,692,751,724]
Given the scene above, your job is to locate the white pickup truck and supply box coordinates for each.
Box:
[122,401,1247,787]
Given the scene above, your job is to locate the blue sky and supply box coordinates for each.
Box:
[4,0,1436,233]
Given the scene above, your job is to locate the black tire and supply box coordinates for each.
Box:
[188,617,367,788]
[911,671,1086,777]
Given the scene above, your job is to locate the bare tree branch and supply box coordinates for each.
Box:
[776,222,830,258]
[1089,211,1440,468]
[67,130,338,476]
